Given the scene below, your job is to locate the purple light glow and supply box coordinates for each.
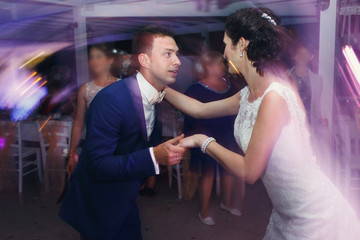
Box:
[342,45,360,82]
[0,42,70,120]
[0,69,47,121]
[342,45,360,107]
[0,137,6,149]
[337,59,360,108]
[0,137,5,149]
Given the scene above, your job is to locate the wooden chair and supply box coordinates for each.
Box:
[0,121,42,193]
[167,119,183,199]
[36,120,72,192]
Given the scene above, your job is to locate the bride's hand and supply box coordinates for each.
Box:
[178,134,208,148]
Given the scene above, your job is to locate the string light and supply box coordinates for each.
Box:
[15,71,37,91]
[20,77,42,96]
[38,116,52,132]
[228,60,241,76]
[27,81,48,97]
[18,51,45,69]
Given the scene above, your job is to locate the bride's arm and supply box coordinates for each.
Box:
[164,87,240,119]
[181,91,290,184]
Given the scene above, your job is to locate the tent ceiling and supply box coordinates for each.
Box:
[0,0,319,42]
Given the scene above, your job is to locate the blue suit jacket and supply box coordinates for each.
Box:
[59,75,162,240]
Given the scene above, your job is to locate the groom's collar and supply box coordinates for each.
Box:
[136,72,159,104]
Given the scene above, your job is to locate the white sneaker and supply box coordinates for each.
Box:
[220,203,242,217]
[198,212,215,226]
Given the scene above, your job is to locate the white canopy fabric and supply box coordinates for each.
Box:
[0,0,319,42]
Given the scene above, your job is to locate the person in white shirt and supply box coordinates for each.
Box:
[288,41,330,173]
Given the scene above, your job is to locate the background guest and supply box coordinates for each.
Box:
[288,40,330,173]
[184,51,244,225]
[66,43,118,174]
[289,41,325,126]
[112,51,137,80]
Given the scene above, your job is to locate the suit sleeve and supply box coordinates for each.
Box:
[84,92,156,183]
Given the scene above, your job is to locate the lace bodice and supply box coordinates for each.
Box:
[233,82,360,239]
[235,82,312,154]
[85,80,120,108]
[85,81,104,108]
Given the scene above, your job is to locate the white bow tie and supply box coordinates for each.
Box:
[149,91,166,105]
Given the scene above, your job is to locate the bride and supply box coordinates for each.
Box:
[165,8,360,239]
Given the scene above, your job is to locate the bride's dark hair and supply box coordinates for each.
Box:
[225,8,291,76]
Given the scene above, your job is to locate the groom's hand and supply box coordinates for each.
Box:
[153,134,186,166]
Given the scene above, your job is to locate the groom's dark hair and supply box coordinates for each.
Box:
[132,25,175,56]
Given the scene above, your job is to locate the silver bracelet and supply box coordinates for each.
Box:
[201,137,216,154]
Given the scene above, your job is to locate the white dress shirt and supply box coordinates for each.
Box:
[136,72,160,175]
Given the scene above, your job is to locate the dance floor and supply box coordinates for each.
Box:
[0,174,272,240]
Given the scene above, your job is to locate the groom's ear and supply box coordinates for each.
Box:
[138,53,150,69]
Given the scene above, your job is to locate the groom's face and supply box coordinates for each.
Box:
[147,36,181,86]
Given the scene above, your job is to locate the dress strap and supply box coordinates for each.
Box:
[263,82,312,151]
[263,82,301,120]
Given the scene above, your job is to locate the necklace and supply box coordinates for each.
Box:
[95,72,116,87]
[198,78,230,94]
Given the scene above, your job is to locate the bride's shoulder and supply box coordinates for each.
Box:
[263,80,300,116]
[270,79,291,89]
[261,87,291,124]
[266,80,297,96]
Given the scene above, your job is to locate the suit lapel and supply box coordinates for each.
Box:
[125,75,148,141]
[150,105,162,144]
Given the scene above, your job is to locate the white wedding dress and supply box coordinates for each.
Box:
[234,82,360,239]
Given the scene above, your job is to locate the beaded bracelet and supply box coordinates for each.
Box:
[201,137,216,154]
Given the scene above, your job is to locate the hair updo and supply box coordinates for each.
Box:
[225,8,291,76]
[195,51,224,80]
[88,43,114,58]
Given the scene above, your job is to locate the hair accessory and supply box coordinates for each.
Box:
[262,13,277,26]
[201,137,216,154]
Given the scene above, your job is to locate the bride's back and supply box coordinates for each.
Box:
[235,81,360,239]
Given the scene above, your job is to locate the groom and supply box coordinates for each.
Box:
[59,26,184,240]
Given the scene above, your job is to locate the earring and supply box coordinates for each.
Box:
[240,52,244,58]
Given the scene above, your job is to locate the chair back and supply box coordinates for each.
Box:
[0,121,22,155]
[37,120,72,152]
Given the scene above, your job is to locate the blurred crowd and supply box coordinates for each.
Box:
[0,29,334,224]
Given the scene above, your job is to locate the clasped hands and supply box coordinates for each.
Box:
[153,134,209,166]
